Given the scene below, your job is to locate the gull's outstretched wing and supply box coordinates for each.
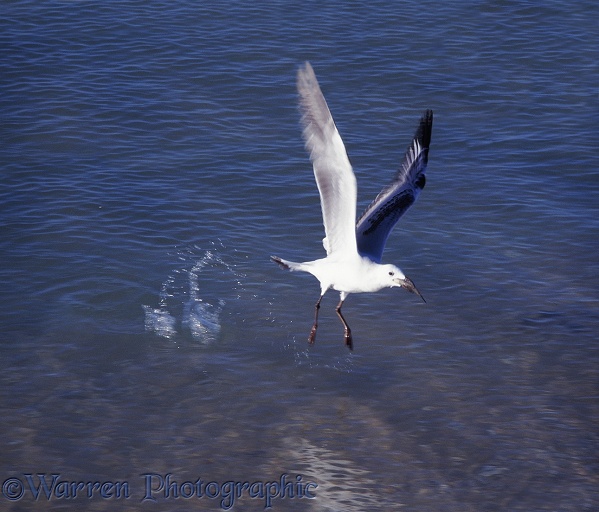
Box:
[355,110,433,263]
[297,62,357,257]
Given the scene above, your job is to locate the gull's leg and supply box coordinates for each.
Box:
[308,295,323,345]
[335,299,353,350]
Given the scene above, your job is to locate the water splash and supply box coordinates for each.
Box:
[183,251,226,343]
[142,305,177,339]
[143,243,243,344]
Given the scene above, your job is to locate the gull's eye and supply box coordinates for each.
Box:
[388,271,394,276]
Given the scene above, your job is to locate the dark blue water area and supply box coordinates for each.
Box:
[1,1,598,510]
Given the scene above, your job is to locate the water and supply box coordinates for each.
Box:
[1,1,597,510]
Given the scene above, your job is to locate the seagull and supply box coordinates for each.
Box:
[271,62,433,350]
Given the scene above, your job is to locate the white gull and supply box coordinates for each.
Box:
[272,62,433,350]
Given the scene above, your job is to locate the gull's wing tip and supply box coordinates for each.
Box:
[416,109,434,149]
[297,61,316,85]
[300,60,313,71]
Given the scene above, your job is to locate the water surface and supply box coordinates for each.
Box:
[1,1,597,510]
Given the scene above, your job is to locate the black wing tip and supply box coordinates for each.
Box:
[417,109,433,149]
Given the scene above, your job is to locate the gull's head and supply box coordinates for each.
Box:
[384,264,426,303]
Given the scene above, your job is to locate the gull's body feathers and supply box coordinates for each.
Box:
[272,253,401,299]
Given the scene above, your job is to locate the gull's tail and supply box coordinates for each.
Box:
[270,255,302,271]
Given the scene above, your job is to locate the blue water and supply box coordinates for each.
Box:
[1,1,598,510]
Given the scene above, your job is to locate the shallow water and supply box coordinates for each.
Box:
[1,1,598,510]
